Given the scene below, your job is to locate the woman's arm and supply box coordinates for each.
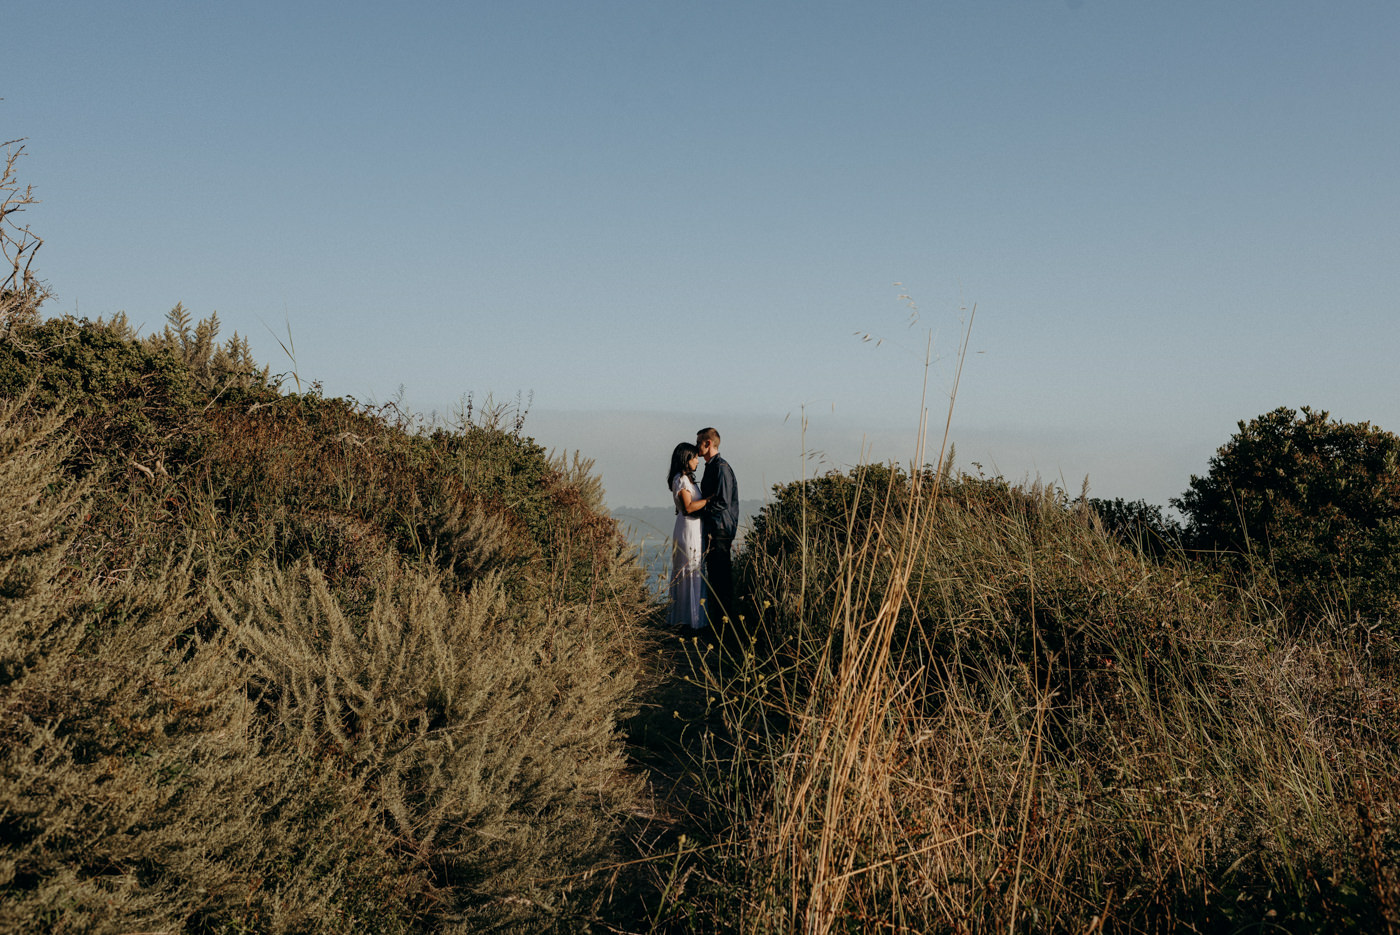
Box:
[678,486,708,515]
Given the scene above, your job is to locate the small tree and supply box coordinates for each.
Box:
[1,139,50,334]
[1173,406,1400,623]
[1081,496,1183,559]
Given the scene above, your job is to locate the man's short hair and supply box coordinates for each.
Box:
[696,427,721,446]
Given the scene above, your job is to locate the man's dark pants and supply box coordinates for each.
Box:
[703,533,735,628]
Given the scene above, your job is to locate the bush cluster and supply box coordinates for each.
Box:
[0,312,652,933]
[12,140,1400,933]
[646,464,1400,933]
[1175,405,1400,624]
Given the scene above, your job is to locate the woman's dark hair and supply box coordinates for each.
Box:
[668,442,700,490]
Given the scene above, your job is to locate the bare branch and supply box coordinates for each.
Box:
[1,139,51,334]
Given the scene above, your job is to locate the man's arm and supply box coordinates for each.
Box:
[716,460,738,537]
[700,460,730,516]
[700,474,725,517]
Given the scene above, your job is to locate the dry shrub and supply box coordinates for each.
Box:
[0,397,420,933]
[0,322,652,932]
[0,394,84,681]
[216,553,643,931]
[0,399,647,933]
[1,140,50,335]
[660,466,1400,934]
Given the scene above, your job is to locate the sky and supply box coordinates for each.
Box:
[6,1,1398,509]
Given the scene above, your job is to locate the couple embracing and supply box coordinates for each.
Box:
[667,427,738,630]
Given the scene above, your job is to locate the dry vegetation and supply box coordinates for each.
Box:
[4,143,1399,932]
[0,309,652,933]
[5,310,1400,933]
[637,465,1400,933]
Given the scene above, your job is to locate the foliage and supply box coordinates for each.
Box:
[122,302,267,392]
[0,312,645,608]
[0,314,652,933]
[645,464,1400,933]
[1080,495,1183,559]
[0,396,405,933]
[0,313,205,464]
[216,555,641,930]
[1174,406,1400,624]
[739,467,1147,670]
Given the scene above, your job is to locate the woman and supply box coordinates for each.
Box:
[667,442,709,628]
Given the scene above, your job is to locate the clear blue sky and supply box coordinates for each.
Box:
[8,1,1398,508]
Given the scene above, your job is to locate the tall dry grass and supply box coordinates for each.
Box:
[646,461,1400,933]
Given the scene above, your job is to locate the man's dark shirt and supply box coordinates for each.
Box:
[699,453,739,541]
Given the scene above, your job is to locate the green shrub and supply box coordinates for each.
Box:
[0,314,204,465]
[217,555,642,930]
[0,313,653,933]
[0,313,646,612]
[1174,406,1400,625]
[1079,495,1183,558]
[0,396,422,933]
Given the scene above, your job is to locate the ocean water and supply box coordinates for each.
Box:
[613,501,764,597]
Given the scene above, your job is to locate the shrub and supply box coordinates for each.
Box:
[0,314,204,465]
[0,313,653,932]
[1174,406,1400,624]
[0,313,647,613]
[1080,495,1183,558]
[0,395,423,933]
[217,555,642,930]
[664,465,1400,933]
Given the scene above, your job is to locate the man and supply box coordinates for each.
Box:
[696,426,738,628]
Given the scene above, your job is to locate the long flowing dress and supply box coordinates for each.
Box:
[668,473,706,628]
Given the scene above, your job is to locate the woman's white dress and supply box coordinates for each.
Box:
[668,474,706,628]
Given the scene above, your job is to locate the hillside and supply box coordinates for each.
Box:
[6,311,1400,934]
[0,311,656,933]
[635,464,1400,932]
